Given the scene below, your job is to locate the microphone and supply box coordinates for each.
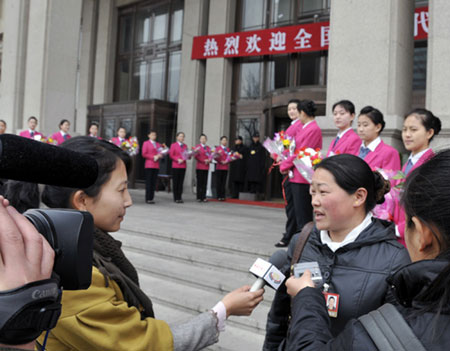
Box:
[249,250,287,292]
[0,134,98,188]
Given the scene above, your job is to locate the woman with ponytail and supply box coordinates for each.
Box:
[264,154,410,350]
[283,150,450,351]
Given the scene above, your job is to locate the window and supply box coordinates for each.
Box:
[168,51,181,102]
[413,43,427,90]
[268,55,289,91]
[298,52,321,85]
[237,118,260,145]
[298,0,330,16]
[114,1,183,102]
[241,0,266,31]
[271,0,292,26]
[240,62,261,98]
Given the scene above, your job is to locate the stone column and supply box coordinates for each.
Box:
[177,0,209,191]
[22,0,82,136]
[0,0,29,132]
[425,0,450,148]
[325,0,415,150]
[202,0,236,145]
[92,0,115,104]
[74,0,97,135]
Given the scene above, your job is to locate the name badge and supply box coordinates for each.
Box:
[323,292,340,318]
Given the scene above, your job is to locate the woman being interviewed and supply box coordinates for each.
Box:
[263,155,410,350]
[284,150,450,350]
[38,137,264,351]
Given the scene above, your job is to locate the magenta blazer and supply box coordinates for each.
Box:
[363,140,401,171]
[215,146,230,171]
[280,120,323,184]
[285,120,303,138]
[169,142,187,169]
[142,140,161,169]
[51,132,71,145]
[19,130,43,139]
[110,137,127,147]
[194,144,211,171]
[393,148,435,245]
[327,129,361,157]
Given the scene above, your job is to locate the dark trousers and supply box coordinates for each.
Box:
[172,168,186,201]
[283,179,297,239]
[145,168,159,201]
[196,169,208,200]
[231,181,245,198]
[283,182,313,244]
[248,181,263,194]
[215,170,228,199]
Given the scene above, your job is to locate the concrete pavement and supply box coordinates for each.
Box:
[116,189,287,350]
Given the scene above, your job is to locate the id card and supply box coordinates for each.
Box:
[323,292,339,318]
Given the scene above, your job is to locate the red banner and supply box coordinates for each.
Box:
[192,7,428,60]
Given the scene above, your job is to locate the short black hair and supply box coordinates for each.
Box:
[405,108,442,142]
[332,100,355,115]
[28,116,38,122]
[299,100,317,118]
[359,106,385,133]
[59,119,70,127]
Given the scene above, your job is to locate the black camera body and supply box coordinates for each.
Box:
[24,209,94,290]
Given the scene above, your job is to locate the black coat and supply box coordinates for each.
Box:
[263,219,411,350]
[229,144,248,183]
[285,259,450,351]
[246,141,266,183]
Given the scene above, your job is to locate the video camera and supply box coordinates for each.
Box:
[0,134,98,345]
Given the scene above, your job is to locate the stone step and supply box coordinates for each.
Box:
[154,303,265,351]
[137,269,270,334]
[123,246,276,306]
[116,229,272,274]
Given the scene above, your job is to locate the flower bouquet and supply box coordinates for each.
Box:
[292,147,323,183]
[157,143,169,156]
[372,169,405,221]
[120,136,139,156]
[263,130,296,161]
[225,151,242,163]
[181,146,198,161]
[207,148,221,162]
[38,136,58,145]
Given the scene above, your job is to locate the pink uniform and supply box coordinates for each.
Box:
[280,120,323,184]
[169,142,187,169]
[110,137,126,147]
[19,130,43,140]
[215,145,230,171]
[393,148,435,245]
[362,140,401,171]
[142,140,161,169]
[51,131,71,145]
[327,129,361,157]
[195,144,211,171]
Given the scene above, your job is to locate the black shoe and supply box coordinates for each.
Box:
[146,200,155,204]
[196,199,202,202]
[274,240,288,248]
[178,200,184,203]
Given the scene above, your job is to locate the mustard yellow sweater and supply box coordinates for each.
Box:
[37,267,173,351]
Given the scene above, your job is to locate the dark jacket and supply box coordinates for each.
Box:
[246,141,266,183]
[229,143,248,182]
[285,258,450,350]
[263,218,411,350]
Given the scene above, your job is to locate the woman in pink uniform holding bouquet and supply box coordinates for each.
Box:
[169,132,188,203]
[356,106,401,171]
[394,108,441,245]
[327,100,361,157]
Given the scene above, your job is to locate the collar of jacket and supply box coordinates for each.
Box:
[309,218,399,253]
[387,258,450,310]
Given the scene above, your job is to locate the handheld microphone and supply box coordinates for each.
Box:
[249,250,287,292]
[0,134,98,188]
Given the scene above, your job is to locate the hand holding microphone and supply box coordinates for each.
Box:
[249,250,287,292]
[221,285,264,318]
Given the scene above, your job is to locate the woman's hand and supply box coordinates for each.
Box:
[221,285,264,317]
[285,270,315,297]
[0,196,54,291]
[178,159,184,164]
[280,169,289,175]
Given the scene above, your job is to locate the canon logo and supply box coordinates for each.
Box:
[32,287,58,299]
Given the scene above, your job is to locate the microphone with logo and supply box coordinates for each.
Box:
[249,250,287,292]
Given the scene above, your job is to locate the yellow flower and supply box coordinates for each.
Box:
[282,139,291,147]
[251,150,256,155]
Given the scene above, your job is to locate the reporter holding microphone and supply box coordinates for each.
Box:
[39,137,264,351]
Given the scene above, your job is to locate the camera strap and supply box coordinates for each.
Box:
[0,278,62,345]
